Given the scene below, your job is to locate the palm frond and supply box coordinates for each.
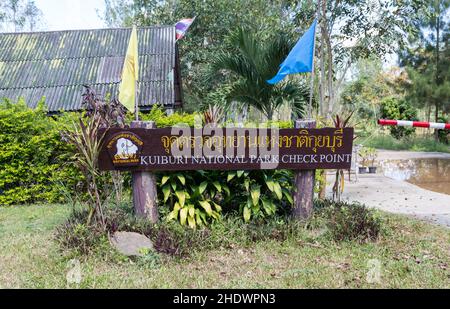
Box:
[210,28,311,120]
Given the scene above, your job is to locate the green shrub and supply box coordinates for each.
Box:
[54,209,107,255]
[140,105,294,129]
[360,134,449,153]
[315,200,384,243]
[224,170,294,222]
[437,116,449,145]
[158,169,294,228]
[380,97,417,139]
[0,98,295,212]
[0,99,82,206]
[140,105,196,127]
[56,199,383,258]
[160,171,226,229]
[56,203,304,258]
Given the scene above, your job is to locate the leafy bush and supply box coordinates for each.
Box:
[0,99,81,206]
[225,170,294,222]
[57,200,383,258]
[141,105,196,127]
[160,171,226,229]
[315,200,384,243]
[380,97,418,139]
[0,99,296,212]
[159,169,294,228]
[140,105,294,129]
[437,116,449,145]
[55,209,107,255]
[56,203,304,258]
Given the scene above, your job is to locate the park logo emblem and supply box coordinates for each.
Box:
[106,132,144,167]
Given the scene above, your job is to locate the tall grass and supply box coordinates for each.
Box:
[357,134,449,153]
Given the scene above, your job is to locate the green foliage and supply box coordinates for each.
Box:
[400,0,450,119]
[209,27,310,120]
[315,200,384,243]
[140,105,196,127]
[159,169,294,228]
[103,0,423,117]
[60,86,129,227]
[436,116,449,144]
[340,59,407,125]
[359,134,449,153]
[380,97,418,139]
[160,171,225,229]
[55,209,107,255]
[57,200,385,259]
[103,0,306,113]
[0,99,81,206]
[225,170,294,222]
[56,202,304,258]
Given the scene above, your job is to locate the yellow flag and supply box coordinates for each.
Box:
[119,26,139,114]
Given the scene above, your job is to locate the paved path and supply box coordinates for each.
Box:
[327,150,450,228]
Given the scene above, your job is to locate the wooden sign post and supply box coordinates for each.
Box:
[130,121,158,223]
[293,119,316,220]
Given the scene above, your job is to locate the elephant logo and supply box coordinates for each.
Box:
[106,132,144,166]
[116,138,138,157]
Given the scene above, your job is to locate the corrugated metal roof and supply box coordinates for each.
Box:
[0,26,180,112]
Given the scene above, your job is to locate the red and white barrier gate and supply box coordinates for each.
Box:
[378,119,450,130]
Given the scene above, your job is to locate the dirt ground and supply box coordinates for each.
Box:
[327,150,450,228]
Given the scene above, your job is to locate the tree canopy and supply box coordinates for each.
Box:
[0,0,43,32]
[103,0,312,113]
[102,0,447,123]
[399,0,450,122]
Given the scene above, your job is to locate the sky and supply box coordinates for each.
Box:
[35,0,106,31]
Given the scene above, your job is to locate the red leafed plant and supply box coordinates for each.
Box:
[61,86,126,227]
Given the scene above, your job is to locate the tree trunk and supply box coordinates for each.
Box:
[434,9,441,141]
[266,109,274,122]
[318,0,326,116]
[321,0,334,118]
[427,104,432,137]
[435,102,440,141]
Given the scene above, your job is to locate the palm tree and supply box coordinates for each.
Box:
[210,27,311,121]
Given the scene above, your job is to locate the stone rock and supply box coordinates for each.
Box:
[110,232,153,257]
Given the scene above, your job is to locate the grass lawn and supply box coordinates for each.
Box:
[0,204,449,288]
[357,134,450,153]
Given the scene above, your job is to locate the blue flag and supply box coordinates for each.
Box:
[267,20,317,85]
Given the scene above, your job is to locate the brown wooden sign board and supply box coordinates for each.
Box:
[98,127,354,171]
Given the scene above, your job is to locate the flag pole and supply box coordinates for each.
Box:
[135,79,139,121]
[135,24,139,121]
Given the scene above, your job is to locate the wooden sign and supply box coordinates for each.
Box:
[98,127,354,171]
